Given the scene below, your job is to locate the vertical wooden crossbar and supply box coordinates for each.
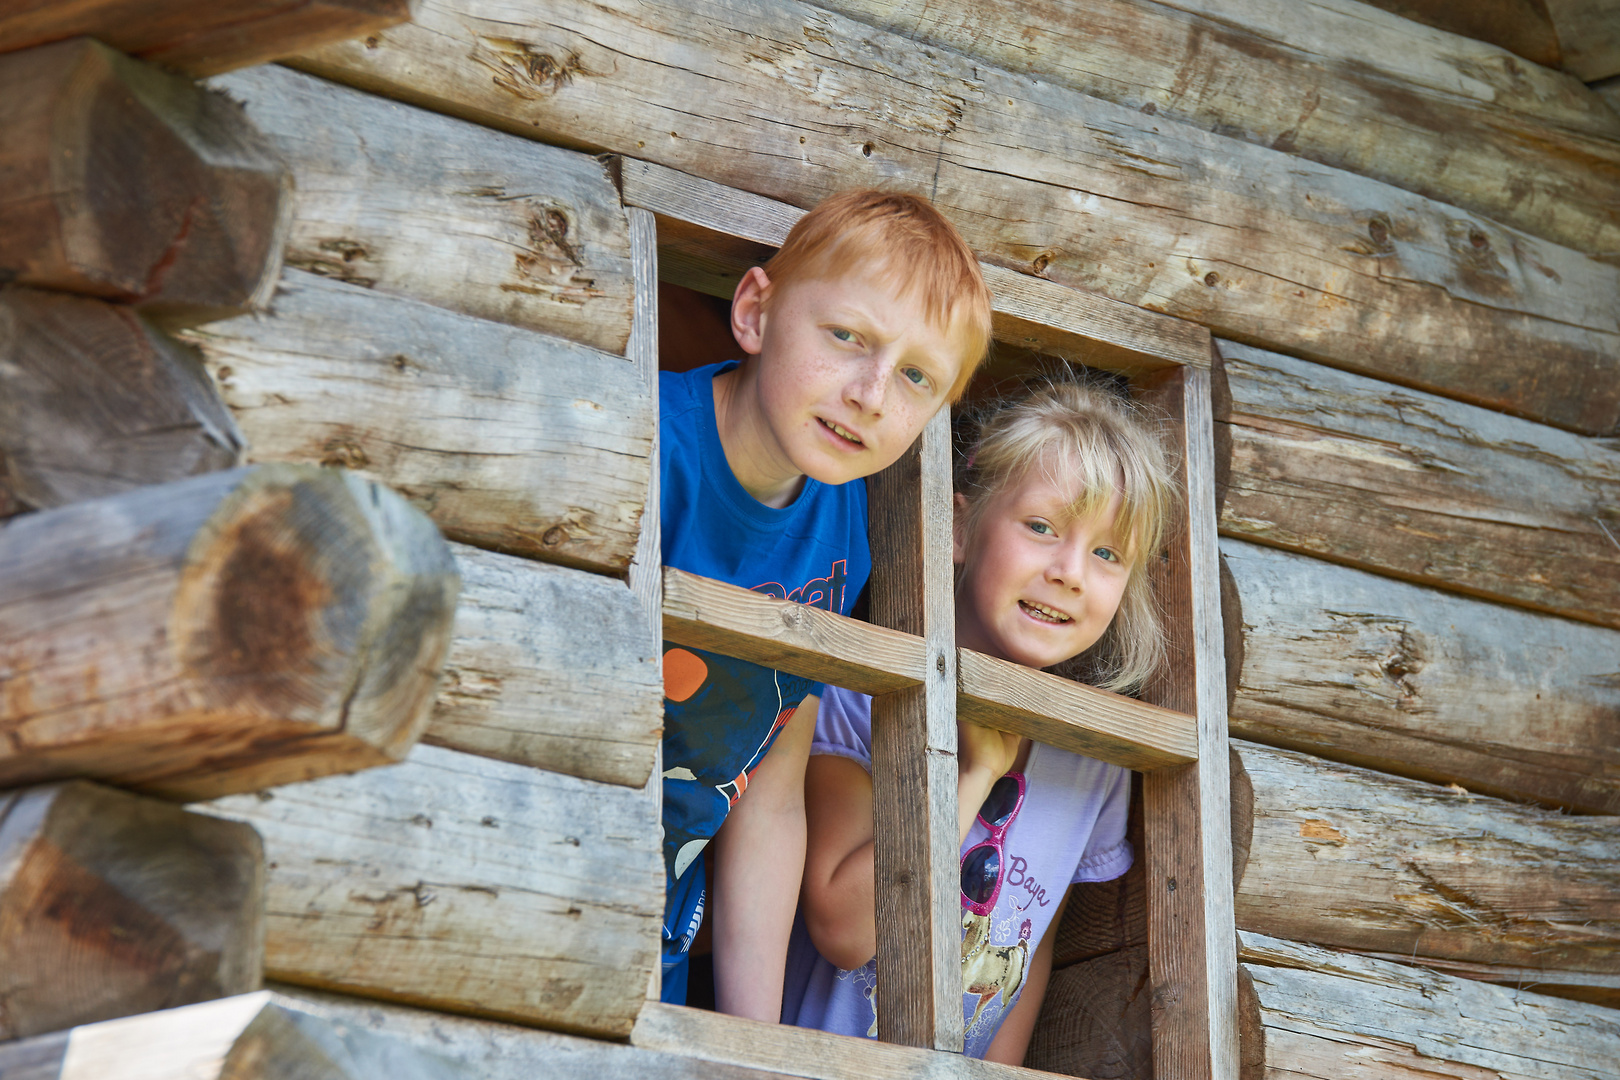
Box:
[866,409,963,1051]
[626,205,664,1004]
[1136,365,1239,1080]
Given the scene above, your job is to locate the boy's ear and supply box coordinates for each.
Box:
[731,266,772,356]
[951,491,971,565]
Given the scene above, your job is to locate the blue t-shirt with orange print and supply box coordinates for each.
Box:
[659,362,871,1000]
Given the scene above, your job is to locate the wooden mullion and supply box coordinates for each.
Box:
[1135,363,1240,1080]
[866,409,963,1051]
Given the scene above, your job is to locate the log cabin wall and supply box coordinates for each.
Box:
[2,0,1618,1078]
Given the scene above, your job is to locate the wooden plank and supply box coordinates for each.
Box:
[0,991,469,1080]
[1025,945,1152,1080]
[1232,739,1620,977]
[1349,0,1563,67]
[289,0,1620,435]
[866,409,962,1051]
[0,781,263,1040]
[271,988,804,1080]
[0,464,458,801]
[0,1,414,77]
[1347,954,1620,1007]
[661,567,927,696]
[201,744,661,1039]
[816,0,1620,260]
[1218,339,1620,630]
[956,649,1197,770]
[213,65,634,355]
[1221,538,1620,814]
[0,288,243,518]
[617,157,1211,374]
[184,269,652,576]
[0,39,290,324]
[427,544,661,788]
[1238,931,1620,1080]
[631,1002,1037,1079]
[1546,0,1620,82]
[1133,365,1238,1080]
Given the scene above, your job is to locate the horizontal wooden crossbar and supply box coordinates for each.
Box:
[662,568,1198,770]
[617,157,1210,375]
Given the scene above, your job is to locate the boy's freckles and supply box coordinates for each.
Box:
[715,266,974,508]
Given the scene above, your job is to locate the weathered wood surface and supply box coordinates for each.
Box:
[1133,366,1238,1080]
[0,464,458,800]
[0,780,263,1040]
[0,991,467,1080]
[1026,946,1152,1080]
[1232,739,1620,978]
[1218,339,1620,630]
[1596,75,1620,114]
[271,988,804,1080]
[632,1002,1038,1079]
[1238,931,1620,1080]
[429,543,661,788]
[1551,0,1620,80]
[185,269,652,575]
[0,39,290,323]
[292,0,1620,435]
[1222,538,1620,813]
[866,410,962,1050]
[202,744,662,1039]
[0,289,243,518]
[618,157,1212,374]
[817,0,1620,260]
[1296,0,1563,70]
[0,0,413,76]
[212,65,634,355]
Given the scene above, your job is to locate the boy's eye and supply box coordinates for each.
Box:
[901,366,930,388]
[831,327,855,343]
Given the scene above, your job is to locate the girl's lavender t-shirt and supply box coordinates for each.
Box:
[781,685,1133,1058]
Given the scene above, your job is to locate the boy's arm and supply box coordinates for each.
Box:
[710,694,815,1022]
[982,887,1069,1066]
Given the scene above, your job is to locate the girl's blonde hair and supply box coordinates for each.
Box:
[954,378,1180,694]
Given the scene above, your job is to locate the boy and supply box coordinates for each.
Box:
[659,189,992,1020]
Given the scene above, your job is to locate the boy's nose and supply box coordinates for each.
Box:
[845,359,891,415]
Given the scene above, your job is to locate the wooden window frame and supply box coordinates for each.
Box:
[621,161,1238,1079]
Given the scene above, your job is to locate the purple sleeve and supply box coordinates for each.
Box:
[1072,763,1133,884]
[809,686,874,772]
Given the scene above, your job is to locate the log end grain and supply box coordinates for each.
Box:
[1026,945,1153,1080]
[0,781,264,1041]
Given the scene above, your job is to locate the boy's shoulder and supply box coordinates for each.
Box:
[659,361,731,422]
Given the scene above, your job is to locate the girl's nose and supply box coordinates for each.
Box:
[1047,544,1087,591]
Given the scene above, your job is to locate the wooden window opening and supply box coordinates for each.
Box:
[622,160,1238,1079]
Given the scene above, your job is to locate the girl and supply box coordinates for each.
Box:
[780,380,1178,1063]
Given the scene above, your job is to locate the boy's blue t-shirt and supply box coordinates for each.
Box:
[659,361,871,996]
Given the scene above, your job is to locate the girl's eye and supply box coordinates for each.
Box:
[1094,546,1120,562]
[1027,520,1055,536]
[902,366,930,388]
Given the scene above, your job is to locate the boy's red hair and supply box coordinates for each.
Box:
[761,190,992,400]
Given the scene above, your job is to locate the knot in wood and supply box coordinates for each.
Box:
[542,526,566,546]
[936,653,947,673]
[1203,272,1220,287]
[781,604,809,631]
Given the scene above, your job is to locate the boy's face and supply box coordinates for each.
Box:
[723,264,974,505]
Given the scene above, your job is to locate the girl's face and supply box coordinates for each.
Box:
[952,467,1133,671]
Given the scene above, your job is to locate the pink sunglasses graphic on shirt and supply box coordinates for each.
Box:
[960,771,1027,916]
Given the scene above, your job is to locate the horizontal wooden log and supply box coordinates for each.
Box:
[1347,953,1620,1008]
[1223,539,1620,813]
[1279,0,1563,71]
[1596,75,1620,113]
[0,289,243,518]
[817,0,1620,260]
[0,780,263,1040]
[618,158,1212,374]
[0,463,458,800]
[212,65,634,355]
[1547,0,1620,81]
[184,269,653,575]
[291,0,1620,435]
[1026,945,1152,1080]
[428,543,660,788]
[201,744,662,1039]
[0,0,413,77]
[632,1001,1034,1079]
[1232,739,1620,978]
[0,39,290,324]
[661,566,927,695]
[0,991,467,1080]
[1238,931,1620,1080]
[270,987,806,1079]
[957,649,1198,770]
[1217,339,1620,630]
